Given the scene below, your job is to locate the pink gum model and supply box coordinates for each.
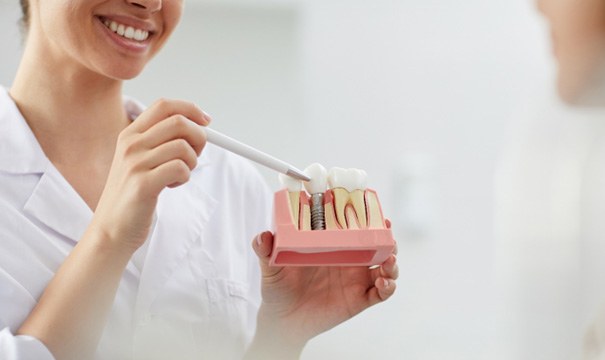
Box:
[269,189,396,267]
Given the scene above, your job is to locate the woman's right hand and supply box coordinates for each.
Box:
[91,99,210,252]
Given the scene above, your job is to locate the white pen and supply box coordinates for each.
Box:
[203,127,311,182]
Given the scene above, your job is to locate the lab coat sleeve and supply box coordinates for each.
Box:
[0,327,55,360]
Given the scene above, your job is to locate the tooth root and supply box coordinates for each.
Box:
[332,188,349,229]
[345,205,360,229]
[287,192,300,230]
[324,191,340,230]
[349,189,368,228]
[301,204,311,231]
[325,202,340,230]
[298,192,312,231]
[366,191,386,229]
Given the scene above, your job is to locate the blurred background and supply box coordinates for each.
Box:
[3,0,605,359]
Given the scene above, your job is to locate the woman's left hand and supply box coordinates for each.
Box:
[247,223,398,358]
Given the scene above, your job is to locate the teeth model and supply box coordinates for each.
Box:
[303,163,328,230]
[278,173,302,229]
[328,167,368,229]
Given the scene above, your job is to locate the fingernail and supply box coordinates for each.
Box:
[256,234,263,247]
[382,279,389,289]
[202,111,212,124]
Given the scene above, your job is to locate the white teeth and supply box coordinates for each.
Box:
[134,29,145,41]
[354,169,368,189]
[303,163,328,195]
[328,168,368,192]
[124,26,135,39]
[102,19,149,42]
[278,173,302,192]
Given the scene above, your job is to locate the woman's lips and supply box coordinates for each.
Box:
[95,16,152,54]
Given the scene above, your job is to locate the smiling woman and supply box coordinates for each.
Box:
[0,1,398,360]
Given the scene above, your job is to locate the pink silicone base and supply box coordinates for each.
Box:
[269,189,396,267]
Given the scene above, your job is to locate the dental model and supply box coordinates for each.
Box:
[303,163,328,231]
[272,164,395,266]
[328,167,368,229]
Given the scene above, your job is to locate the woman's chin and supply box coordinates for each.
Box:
[94,62,146,81]
[108,67,145,81]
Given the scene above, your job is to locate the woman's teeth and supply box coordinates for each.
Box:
[102,19,149,42]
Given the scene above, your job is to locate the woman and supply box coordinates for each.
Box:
[502,0,605,358]
[0,1,399,359]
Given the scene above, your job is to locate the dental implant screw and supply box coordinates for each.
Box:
[310,193,326,231]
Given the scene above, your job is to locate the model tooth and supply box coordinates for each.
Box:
[279,174,301,228]
[279,173,302,192]
[328,167,368,229]
[303,163,328,195]
[349,169,368,228]
[366,191,386,229]
[328,167,356,192]
[328,167,346,228]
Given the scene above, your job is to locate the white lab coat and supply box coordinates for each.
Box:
[0,87,272,360]
[494,91,605,360]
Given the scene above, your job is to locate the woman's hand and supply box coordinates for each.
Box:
[91,99,210,251]
[246,222,399,358]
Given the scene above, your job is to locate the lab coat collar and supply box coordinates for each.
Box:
[23,166,94,242]
[0,87,92,242]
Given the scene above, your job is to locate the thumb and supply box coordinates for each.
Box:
[251,231,284,277]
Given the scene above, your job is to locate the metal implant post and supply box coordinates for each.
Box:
[303,163,329,231]
[310,193,326,230]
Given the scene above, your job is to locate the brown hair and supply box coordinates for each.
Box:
[19,0,29,28]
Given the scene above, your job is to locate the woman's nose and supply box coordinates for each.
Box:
[127,0,162,12]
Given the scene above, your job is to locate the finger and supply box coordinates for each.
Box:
[380,255,399,280]
[142,139,199,171]
[384,219,398,255]
[370,254,399,282]
[376,278,397,301]
[130,99,211,134]
[367,278,397,307]
[251,231,284,278]
[140,115,207,156]
[147,159,192,193]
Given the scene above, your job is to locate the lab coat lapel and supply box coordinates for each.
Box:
[23,165,93,243]
[134,164,217,323]
[0,87,93,243]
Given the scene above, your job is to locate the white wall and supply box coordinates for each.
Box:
[0,1,554,359]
